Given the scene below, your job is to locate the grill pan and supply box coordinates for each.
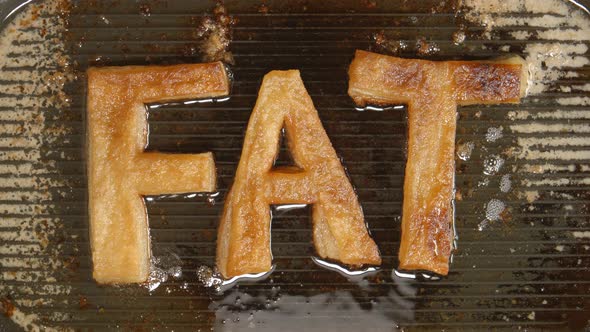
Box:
[1,0,589,330]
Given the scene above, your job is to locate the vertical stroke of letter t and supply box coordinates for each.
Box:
[87,62,230,284]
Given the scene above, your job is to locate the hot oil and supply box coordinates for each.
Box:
[212,287,415,330]
[210,204,415,330]
[311,257,379,281]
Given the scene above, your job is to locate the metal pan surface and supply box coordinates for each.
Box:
[0,0,589,330]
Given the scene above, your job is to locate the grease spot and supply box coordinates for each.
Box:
[485,126,503,143]
[457,141,475,161]
[483,155,504,175]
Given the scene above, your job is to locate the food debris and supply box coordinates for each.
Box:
[257,3,269,14]
[452,29,466,45]
[195,2,235,64]
[457,141,475,161]
[1,297,15,317]
[416,38,440,55]
[139,4,151,16]
[79,296,90,310]
[373,30,408,55]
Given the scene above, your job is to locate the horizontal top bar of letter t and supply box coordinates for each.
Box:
[217,70,381,279]
[87,62,230,284]
[348,50,526,276]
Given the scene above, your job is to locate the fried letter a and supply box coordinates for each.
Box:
[217,70,381,278]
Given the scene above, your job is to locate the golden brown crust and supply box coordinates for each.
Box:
[217,70,381,278]
[87,62,229,284]
[348,50,525,275]
[451,60,524,105]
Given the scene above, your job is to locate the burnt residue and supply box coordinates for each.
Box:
[193,1,236,64]
[138,3,151,16]
[257,2,270,14]
[78,296,90,310]
[373,30,409,55]
[0,298,15,318]
[415,38,440,56]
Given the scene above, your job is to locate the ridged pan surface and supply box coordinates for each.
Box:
[0,0,589,331]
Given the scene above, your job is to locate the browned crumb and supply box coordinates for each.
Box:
[79,296,90,310]
[500,207,512,223]
[416,38,440,55]
[139,4,151,16]
[373,30,407,55]
[1,298,15,317]
[194,2,235,64]
[56,0,71,19]
[361,0,377,9]
[258,3,269,14]
[452,29,466,45]
[19,4,40,26]
[373,30,386,46]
